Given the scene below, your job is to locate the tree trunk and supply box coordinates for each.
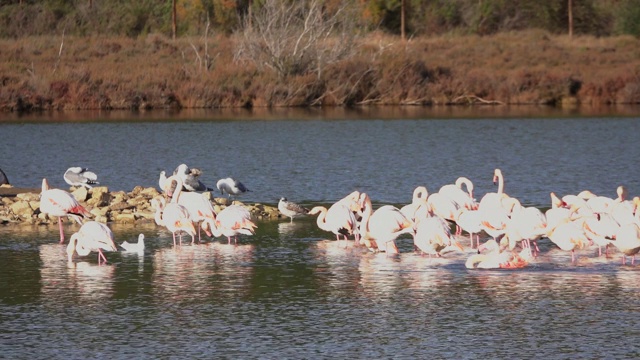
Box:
[568,0,573,38]
[172,0,177,40]
[400,0,406,41]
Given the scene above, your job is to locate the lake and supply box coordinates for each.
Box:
[1,107,639,359]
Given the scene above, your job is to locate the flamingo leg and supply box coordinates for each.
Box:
[58,217,65,243]
[172,232,177,247]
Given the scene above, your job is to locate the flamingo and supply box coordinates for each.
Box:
[278,197,310,222]
[439,177,477,210]
[66,221,117,264]
[465,239,531,269]
[216,177,251,198]
[612,223,640,265]
[400,186,430,223]
[152,196,196,246]
[503,205,547,254]
[426,192,461,233]
[478,168,508,211]
[358,193,414,254]
[39,178,92,243]
[456,207,484,248]
[211,204,257,244]
[308,203,358,243]
[582,212,619,257]
[164,175,217,243]
[413,213,463,258]
[546,217,588,264]
[63,167,99,189]
[120,233,145,253]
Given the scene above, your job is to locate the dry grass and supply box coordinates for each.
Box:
[1,30,640,111]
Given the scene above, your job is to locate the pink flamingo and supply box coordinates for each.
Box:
[164,175,217,243]
[39,178,92,243]
[212,205,257,244]
[358,193,414,254]
[152,196,196,246]
[66,221,117,264]
[308,203,359,244]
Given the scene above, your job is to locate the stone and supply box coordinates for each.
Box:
[71,187,89,202]
[10,200,34,219]
[113,213,136,224]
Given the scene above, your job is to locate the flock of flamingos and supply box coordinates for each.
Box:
[37,165,640,270]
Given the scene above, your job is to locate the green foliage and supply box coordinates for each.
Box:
[615,0,640,36]
[0,0,636,38]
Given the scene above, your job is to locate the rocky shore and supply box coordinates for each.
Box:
[0,184,280,226]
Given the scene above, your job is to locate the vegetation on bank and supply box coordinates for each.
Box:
[1,0,640,111]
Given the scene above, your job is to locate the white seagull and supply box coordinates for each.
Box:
[216,177,251,198]
[120,233,145,253]
[63,167,99,189]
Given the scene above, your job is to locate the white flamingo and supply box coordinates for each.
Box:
[612,223,640,265]
[40,178,92,243]
[439,176,477,210]
[358,193,414,254]
[66,221,117,264]
[413,214,463,257]
[400,186,429,223]
[308,203,358,242]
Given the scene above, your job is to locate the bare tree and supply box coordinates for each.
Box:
[568,0,573,38]
[234,0,360,79]
[172,0,177,40]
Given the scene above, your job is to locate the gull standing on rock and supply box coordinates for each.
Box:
[278,197,310,222]
[64,167,99,189]
[173,163,213,192]
[217,177,251,198]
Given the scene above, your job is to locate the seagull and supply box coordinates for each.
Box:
[216,177,251,198]
[173,164,213,192]
[120,233,145,253]
[63,167,99,189]
[278,197,310,222]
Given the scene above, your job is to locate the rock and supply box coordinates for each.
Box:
[113,213,136,224]
[71,187,89,202]
[89,187,111,207]
[10,200,34,219]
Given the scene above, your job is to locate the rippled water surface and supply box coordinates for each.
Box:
[1,110,640,358]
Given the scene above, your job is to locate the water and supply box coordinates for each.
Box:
[1,110,640,358]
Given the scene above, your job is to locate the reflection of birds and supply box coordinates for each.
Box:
[40,178,92,243]
[0,167,9,185]
[212,205,257,244]
[63,167,99,189]
[66,221,118,264]
[120,233,145,253]
[173,164,213,192]
[278,197,309,222]
[216,177,250,198]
